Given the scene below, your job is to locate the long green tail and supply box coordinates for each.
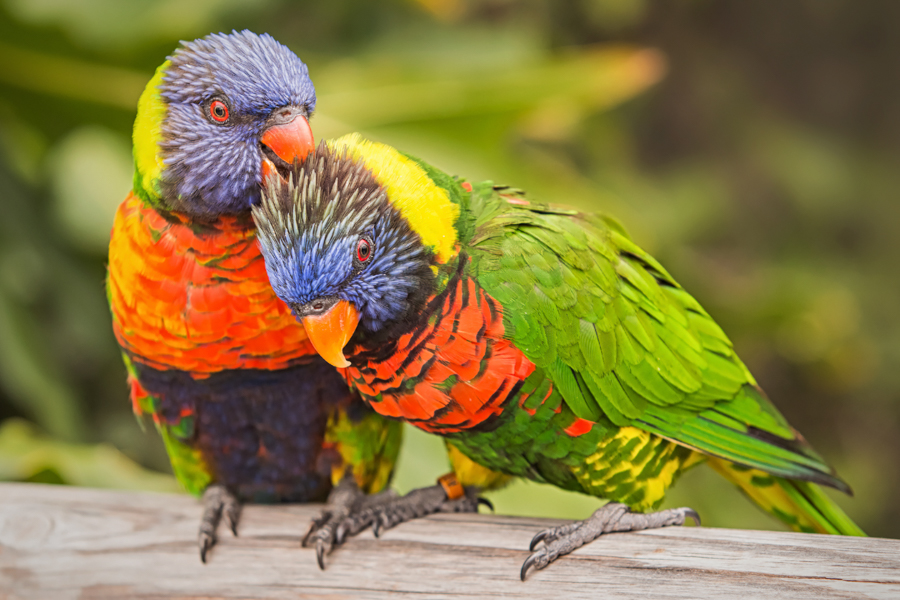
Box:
[707,457,866,536]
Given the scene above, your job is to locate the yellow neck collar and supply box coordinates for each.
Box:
[132,61,169,201]
[327,134,459,264]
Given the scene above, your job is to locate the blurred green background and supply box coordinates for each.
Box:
[0,0,897,539]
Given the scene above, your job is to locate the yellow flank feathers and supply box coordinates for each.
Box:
[132,61,169,198]
[571,426,700,512]
[446,442,513,490]
[329,133,460,263]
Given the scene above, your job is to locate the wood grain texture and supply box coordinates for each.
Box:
[0,482,898,600]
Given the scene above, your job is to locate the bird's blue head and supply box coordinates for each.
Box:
[133,30,317,217]
[252,141,441,367]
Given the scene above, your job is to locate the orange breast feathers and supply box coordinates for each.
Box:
[108,193,315,374]
[346,278,535,433]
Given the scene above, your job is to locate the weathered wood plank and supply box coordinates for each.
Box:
[0,482,898,600]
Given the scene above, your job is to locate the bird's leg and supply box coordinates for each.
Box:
[521,502,700,580]
[198,484,241,563]
[303,473,399,569]
[305,472,489,570]
[371,474,490,537]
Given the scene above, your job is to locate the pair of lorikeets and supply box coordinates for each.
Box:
[108,31,864,578]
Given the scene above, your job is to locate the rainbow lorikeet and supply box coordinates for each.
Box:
[108,32,411,562]
[252,134,866,578]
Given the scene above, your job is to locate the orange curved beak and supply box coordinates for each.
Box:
[301,300,360,369]
[260,114,315,181]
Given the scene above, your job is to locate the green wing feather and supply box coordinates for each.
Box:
[707,457,864,535]
[469,184,849,493]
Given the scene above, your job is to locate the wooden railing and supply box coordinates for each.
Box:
[1,483,898,599]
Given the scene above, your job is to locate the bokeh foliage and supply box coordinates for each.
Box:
[0,0,896,538]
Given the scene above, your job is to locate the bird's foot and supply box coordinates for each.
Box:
[302,474,399,570]
[305,473,489,569]
[370,475,490,538]
[198,484,241,563]
[521,502,700,580]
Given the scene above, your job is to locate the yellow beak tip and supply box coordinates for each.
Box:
[300,300,360,370]
[325,354,351,369]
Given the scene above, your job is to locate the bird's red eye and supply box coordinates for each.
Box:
[357,238,371,263]
[209,99,229,123]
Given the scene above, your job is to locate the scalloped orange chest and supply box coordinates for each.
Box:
[345,277,535,433]
[108,193,315,375]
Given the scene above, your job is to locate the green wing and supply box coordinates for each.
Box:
[469,183,848,493]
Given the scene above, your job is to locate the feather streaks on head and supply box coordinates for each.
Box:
[253,141,435,335]
[325,134,459,263]
[133,30,316,215]
[161,31,315,113]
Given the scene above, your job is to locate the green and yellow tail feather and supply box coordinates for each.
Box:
[707,457,865,536]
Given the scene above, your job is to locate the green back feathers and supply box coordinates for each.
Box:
[466,186,849,493]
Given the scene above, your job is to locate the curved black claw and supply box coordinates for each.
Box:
[477,497,495,513]
[529,530,548,552]
[304,474,398,569]
[302,512,330,548]
[199,533,213,564]
[224,494,241,537]
[372,519,384,538]
[520,553,540,581]
[315,537,330,571]
[684,508,701,526]
[334,522,351,546]
[198,484,241,563]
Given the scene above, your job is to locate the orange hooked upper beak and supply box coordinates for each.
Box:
[300,299,360,369]
[260,108,315,181]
